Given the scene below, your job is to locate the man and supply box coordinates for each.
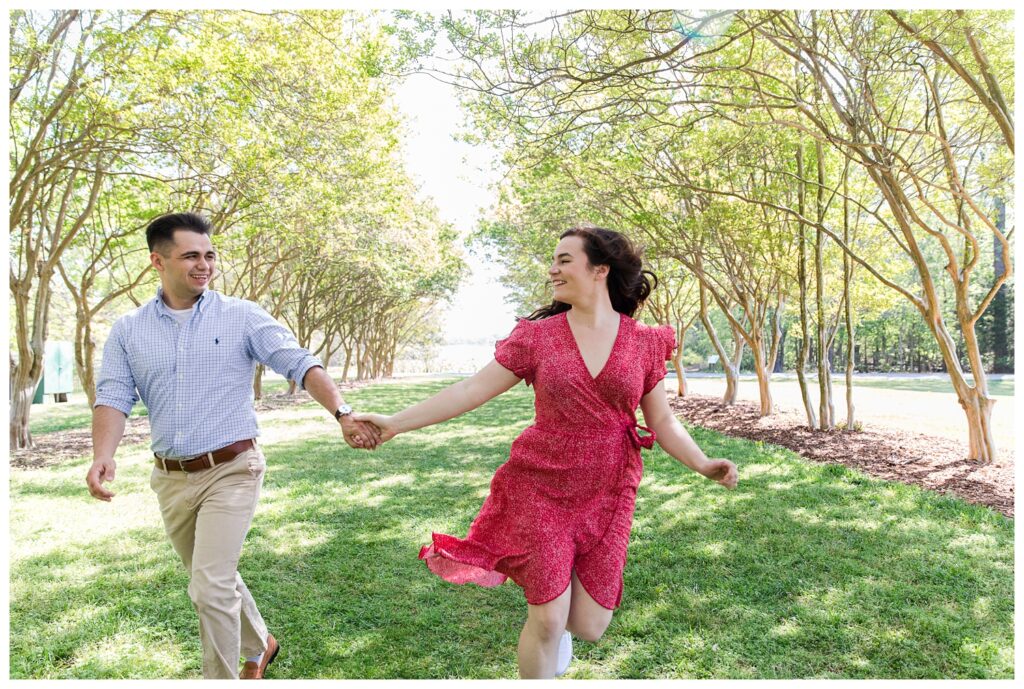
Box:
[86,212,380,679]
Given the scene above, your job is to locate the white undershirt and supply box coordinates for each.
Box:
[166,305,194,325]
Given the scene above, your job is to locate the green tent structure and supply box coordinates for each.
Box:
[33,341,74,404]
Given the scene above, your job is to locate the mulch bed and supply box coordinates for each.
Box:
[10,415,154,470]
[669,393,1014,518]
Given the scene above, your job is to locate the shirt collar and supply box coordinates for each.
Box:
[154,286,212,314]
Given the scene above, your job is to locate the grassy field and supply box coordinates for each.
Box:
[9,379,1014,679]
[826,376,1013,397]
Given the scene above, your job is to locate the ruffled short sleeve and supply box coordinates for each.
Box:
[495,319,535,386]
[643,324,677,395]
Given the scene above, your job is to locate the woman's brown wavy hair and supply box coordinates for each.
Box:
[525,227,658,320]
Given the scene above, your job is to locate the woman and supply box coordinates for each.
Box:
[353,227,738,678]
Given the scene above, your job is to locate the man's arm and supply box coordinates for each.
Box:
[302,366,381,449]
[87,405,127,501]
[88,318,139,501]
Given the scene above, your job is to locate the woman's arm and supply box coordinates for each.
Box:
[639,380,738,488]
[352,359,522,442]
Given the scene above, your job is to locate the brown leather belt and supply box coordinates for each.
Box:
[154,439,255,473]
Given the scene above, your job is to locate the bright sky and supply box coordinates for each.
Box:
[391,71,517,344]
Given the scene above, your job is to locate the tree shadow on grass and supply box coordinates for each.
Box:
[614,444,1013,679]
[10,525,200,678]
[243,401,1012,679]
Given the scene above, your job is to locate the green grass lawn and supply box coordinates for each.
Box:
[847,377,1014,397]
[9,380,1014,679]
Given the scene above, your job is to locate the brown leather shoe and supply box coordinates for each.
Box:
[240,633,280,679]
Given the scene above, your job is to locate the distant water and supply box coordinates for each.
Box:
[393,342,500,375]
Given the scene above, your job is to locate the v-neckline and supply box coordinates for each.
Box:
[564,311,625,381]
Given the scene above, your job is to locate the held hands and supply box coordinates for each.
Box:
[348,412,399,446]
[339,415,383,450]
[702,458,739,489]
[86,458,117,501]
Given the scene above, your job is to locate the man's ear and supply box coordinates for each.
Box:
[150,251,165,272]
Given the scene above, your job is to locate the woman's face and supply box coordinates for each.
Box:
[548,235,607,304]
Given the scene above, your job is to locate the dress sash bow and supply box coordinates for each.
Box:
[626,422,656,450]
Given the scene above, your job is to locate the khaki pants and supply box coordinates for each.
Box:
[151,446,270,679]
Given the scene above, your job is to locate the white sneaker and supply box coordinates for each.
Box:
[555,630,573,677]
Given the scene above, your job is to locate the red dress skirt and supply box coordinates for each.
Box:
[420,311,676,609]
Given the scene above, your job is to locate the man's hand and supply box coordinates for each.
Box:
[349,412,398,444]
[340,415,382,450]
[86,458,117,501]
[702,458,738,489]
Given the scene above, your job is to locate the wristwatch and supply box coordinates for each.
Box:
[334,404,353,420]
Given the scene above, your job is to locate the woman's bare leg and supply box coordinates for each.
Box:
[518,585,572,678]
[566,571,614,642]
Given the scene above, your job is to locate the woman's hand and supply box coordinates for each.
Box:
[339,415,383,450]
[349,412,399,444]
[702,458,738,489]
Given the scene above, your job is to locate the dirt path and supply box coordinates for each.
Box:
[670,393,1013,518]
[674,375,1014,450]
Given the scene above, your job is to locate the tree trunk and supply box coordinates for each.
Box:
[341,348,352,383]
[924,309,997,462]
[253,364,264,401]
[82,331,97,409]
[699,284,739,405]
[10,373,36,450]
[773,326,786,373]
[767,295,785,373]
[72,300,98,407]
[959,309,999,462]
[795,143,818,430]
[814,135,833,431]
[750,339,773,417]
[991,198,1011,373]
[959,386,997,464]
[815,265,833,430]
[843,175,856,431]
[725,325,745,406]
[823,334,836,427]
[10,270,52,450]
[674,324,688,396]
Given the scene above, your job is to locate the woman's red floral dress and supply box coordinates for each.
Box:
[420,311,676,609]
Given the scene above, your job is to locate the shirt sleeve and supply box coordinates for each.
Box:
[245,304,322,390]
[494,318,535,386]
[643,324,677,395]
[93,318,140,415]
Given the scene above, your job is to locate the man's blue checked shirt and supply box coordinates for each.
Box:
[95,288,322,458]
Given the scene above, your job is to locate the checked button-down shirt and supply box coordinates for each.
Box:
[95,287,322,458]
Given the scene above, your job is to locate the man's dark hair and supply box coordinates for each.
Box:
[146,212,212,252]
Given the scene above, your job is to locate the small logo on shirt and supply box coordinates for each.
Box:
[214,338,220,345]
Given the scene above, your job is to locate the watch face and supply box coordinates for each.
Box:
[336,404,353,418]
